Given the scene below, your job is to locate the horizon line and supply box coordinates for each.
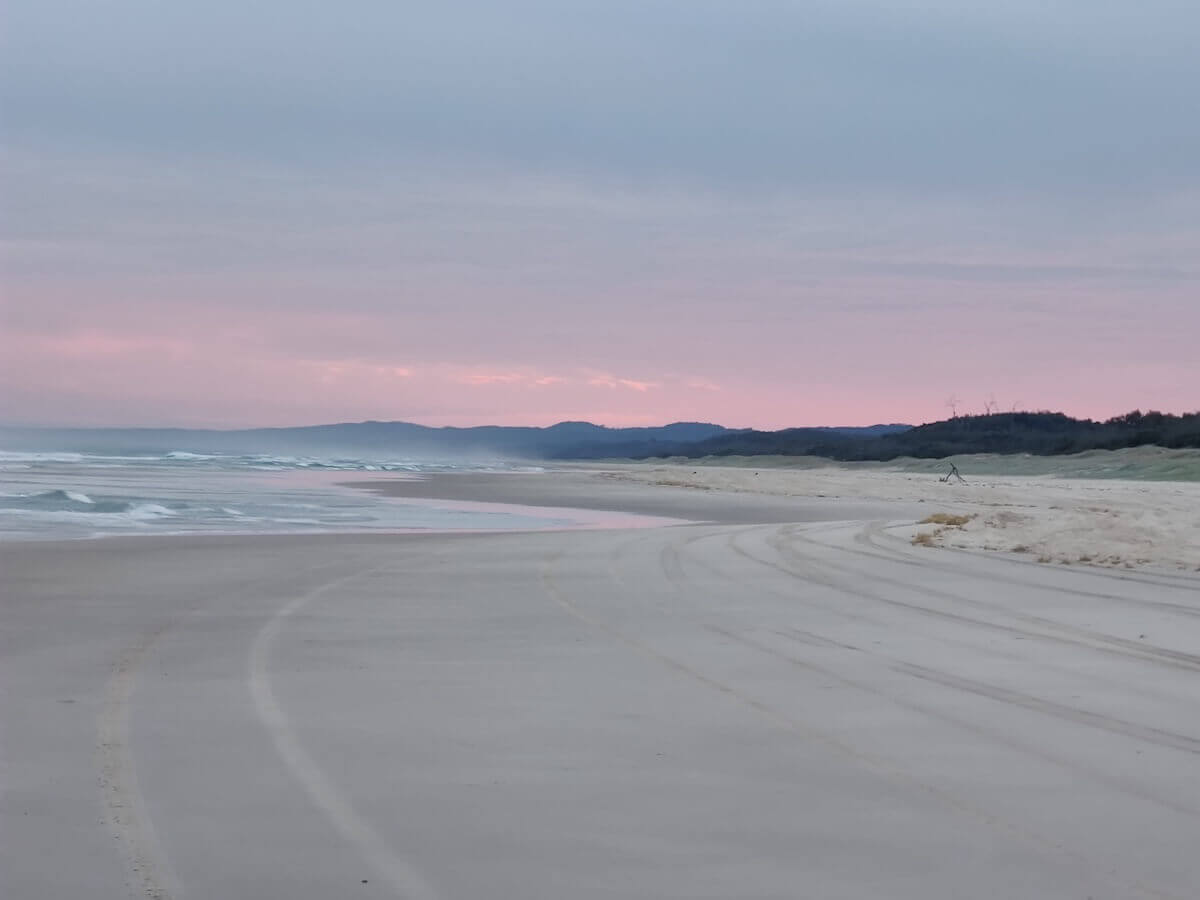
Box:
[2,408,1196,434]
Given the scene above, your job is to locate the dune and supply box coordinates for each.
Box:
[589,459,1200,573]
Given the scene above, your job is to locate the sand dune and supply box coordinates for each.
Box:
[592,460,1200,573]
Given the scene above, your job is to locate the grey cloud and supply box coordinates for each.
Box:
[846,260,1196,285]
[4,1,1199,192]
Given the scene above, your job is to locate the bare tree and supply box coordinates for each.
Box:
[945,395,959,418]
[984,394,998,416]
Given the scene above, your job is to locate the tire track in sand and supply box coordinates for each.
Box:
[99,620,183,900]
[539,538,1182,900]
[248,564,440,900]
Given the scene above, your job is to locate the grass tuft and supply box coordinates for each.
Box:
[919,513,973,527]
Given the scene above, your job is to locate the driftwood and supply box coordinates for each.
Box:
[940,463,966,484]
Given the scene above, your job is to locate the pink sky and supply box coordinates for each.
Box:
[3,0,1198,430]
[4,234,1195,429]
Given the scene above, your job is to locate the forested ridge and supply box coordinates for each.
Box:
[632,411,1200,461]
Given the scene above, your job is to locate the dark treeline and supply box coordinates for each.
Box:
[622,411,1200,461]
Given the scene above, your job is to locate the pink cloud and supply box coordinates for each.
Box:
[586,374,659,392]
[39,331,193,359]
[456,372,527,386]
[3,148,1197,432]
[2,258,1197,429]
[306,360,413,385]
[453,370,576,387]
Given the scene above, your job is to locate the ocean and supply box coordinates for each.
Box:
[0,448,582,541]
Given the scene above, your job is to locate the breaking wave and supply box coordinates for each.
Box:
[0,489,179,519]
[0,448,525,473]
[0,444,548,540]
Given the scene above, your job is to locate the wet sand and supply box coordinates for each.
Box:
[4,471,1200,899]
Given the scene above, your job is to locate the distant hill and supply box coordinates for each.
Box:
[9,412,1192,462]
[634,411,1200,461]
[235,419,736,458]
[0,420,912,461]
[0,420,733,460]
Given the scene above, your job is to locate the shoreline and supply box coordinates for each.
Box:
[338,462,1200,574]
[339,468,930,527]
[4,461,1195,574]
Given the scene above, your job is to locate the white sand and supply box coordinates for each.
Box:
[593,462,1200,572]
[4,471,1200,899]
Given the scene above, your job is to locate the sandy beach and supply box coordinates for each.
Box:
[585,460,1200,573]
[4,467,1200,899]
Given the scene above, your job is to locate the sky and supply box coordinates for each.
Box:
[2,0,1198,429]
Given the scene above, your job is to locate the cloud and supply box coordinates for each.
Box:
[5,2,1199,192]
[456,372,527,386]
[451,369,578,387]
[455,371,660,392]
[586,374,659,392]
[309,361,413,385]
[35,331,193,359]
[2,2,1198,428]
